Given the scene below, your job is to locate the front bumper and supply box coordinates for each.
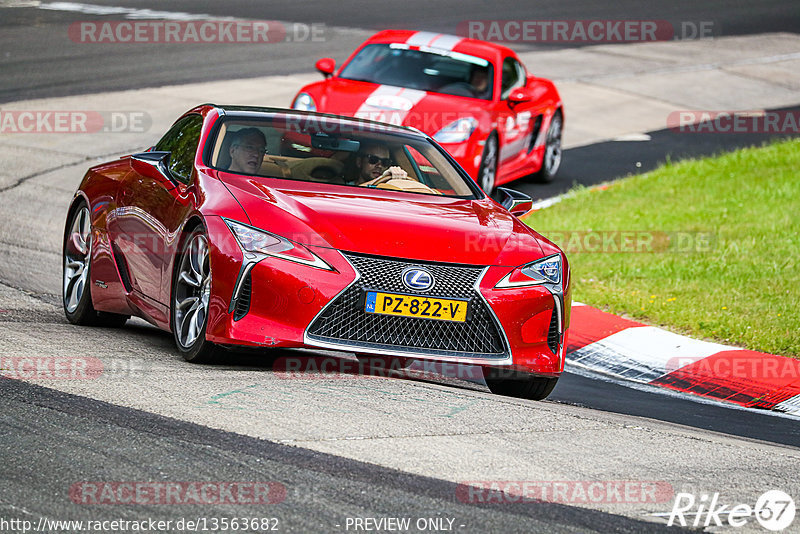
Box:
[204,217,568,375]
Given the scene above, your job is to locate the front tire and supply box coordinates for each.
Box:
[477,134,498,195]
[483,367,558,401]
[62,201,128,327]
[172,226,217,363]
[533,112,562,183]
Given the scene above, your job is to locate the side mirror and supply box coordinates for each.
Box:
[497,187,533,217]
[315,57,335,78]
[508,87,534,104]
[131,151,173,183]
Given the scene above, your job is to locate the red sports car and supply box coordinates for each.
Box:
[291,30,564,194]
[63,105,570,400]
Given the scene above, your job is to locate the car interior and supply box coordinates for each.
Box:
[209,120,474,197]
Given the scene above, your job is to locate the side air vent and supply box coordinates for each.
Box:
[110,242,132,292]
[233,273,252,321]
[528,114,543,153]
[547,307,560,354]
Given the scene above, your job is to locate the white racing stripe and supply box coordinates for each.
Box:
[352,31,463,125]
[406,31,463,51]
[354,85,427,125]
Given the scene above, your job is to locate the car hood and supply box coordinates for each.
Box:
[312,79,491,134]
[218,173,544,266]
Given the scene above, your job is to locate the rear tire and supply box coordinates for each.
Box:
[483,367,558,401]
[172,225,217,363]
[62,201,128,327]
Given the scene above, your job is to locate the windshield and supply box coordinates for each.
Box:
[339,43,494,100]
[208,115,478,198]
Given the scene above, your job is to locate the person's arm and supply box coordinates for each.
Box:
[359,166,408,186]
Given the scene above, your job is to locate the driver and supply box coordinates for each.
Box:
[227,128,267,174]
[470,66,490,98]
[350,142,408,185]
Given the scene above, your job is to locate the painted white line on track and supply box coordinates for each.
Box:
[612,133,652,142]
[530,195,565,210]
[37,1,236,20]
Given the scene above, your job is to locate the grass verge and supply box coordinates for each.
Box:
[523,138,799,357]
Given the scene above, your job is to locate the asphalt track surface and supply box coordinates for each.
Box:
[2,0,800,102]
[2,2,800,532]
[2,377,675,533]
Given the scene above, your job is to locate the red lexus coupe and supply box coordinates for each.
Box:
[292,30,564,194]
[63,105,570,400]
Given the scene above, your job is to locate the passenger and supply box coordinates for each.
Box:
[227,128,267,174]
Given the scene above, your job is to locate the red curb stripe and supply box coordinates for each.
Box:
[567,304,800,414]
[650,350,800,409]
[748,385,800,411]
[567,306,644,352]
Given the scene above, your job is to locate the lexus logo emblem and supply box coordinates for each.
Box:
[402,267,434,291]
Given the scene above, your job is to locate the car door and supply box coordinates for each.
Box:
[111,114,203,307]
[153,115,204,306]
[495,56,537,177]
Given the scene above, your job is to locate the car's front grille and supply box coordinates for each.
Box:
[306,253,506,359]
[547,307,560,354]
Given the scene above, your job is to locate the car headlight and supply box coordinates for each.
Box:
[433,117,478,144]
[292,93,317,112]
[224,219,332,271]
[495,254,561,288]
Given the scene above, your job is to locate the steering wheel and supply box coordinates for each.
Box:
[439,81,479,97]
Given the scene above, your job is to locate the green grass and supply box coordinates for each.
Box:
[523,138,800,357]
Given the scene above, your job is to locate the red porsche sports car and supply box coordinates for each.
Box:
[63,105,570,400]
[291,30,564,194]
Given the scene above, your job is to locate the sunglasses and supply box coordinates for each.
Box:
[363,154,392,167]
[234,144,268,156]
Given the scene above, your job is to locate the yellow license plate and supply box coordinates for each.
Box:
[365,291,468,322]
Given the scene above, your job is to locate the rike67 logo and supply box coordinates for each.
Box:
[663,490,795,531]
